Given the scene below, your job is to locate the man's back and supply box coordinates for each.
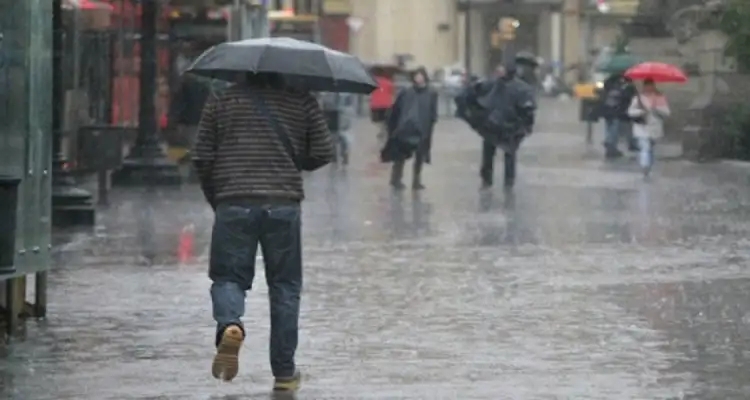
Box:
[192,84,333,205]
[201,83,333,390]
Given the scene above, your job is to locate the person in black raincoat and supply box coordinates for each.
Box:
[600,74,638,159]
[478,63,536,189]
[381,67,437,190]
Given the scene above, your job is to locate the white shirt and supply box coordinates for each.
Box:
[627,93,671,140]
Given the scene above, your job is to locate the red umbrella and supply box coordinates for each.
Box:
[62,0,114,10]
[624,62,687,83]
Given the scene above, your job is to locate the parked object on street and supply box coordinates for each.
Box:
[187,37,377,94]
[624,62,688,83]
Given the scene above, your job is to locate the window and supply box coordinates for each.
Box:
[294,0,317,14]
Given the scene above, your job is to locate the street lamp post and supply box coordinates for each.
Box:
[112,0,181,186]
[52,0,96,227]
[464,0,472,75]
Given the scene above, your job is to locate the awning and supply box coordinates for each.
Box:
[62,0,114,11]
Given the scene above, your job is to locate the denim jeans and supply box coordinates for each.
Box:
[480,140,516,187]
[604,118,621,151]
[209,201,302,378]
[637,137,655,170]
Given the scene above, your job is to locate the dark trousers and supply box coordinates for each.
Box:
[390,150,425,186]
[480,140,516,187]
[209,201,302,378]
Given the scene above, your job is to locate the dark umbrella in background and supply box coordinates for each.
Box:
[598,52,641,75]
[515,51,540,67]
[187,37,377,94]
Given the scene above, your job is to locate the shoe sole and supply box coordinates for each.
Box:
[273,376,301,392]
[212,326,243,382]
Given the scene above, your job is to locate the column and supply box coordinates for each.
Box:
[51,0,95,226]
[562,0,581,84]
[112,0,182,186]
[551,10,562,77]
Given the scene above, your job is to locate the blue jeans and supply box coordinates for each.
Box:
[604,118,620,151]
[210,201,302,378]
[637,137,655,170]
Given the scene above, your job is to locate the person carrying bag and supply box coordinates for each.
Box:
[627,78,670,177]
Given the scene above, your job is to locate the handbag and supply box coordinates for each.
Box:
[631,95,648,125]
[251,92,328,172]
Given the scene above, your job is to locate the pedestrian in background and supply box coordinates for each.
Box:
[382,67,437,190]
[627,78,670,178]
[319,91,356,166]
[478,63,536,190]
[370,74,395,141]
[600,74,637,159]
[192,72,334,392]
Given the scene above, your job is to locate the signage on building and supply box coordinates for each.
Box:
[322,0,351,15]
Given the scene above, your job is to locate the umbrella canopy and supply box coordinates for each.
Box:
[624,62,688,83]
[597,53,640,74]
[187,37,377,94]
[515,51,539,67]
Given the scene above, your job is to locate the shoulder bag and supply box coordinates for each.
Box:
[251,92,327,172]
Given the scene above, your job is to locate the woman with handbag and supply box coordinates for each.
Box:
[627,79,670,177]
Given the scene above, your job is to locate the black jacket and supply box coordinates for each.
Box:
[170,76,211,126]
[600,76,635,121]
[381,85,438,163]
[478,76,536,150]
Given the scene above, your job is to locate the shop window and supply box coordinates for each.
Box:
[295,0,316,14]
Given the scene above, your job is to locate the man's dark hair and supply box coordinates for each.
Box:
[245,72,284,89]
[411,67,430,84]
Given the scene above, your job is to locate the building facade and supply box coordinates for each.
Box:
[347,0,570,77]
[349,0,461,71]
[344,0,664,81]
[0,0,53,274]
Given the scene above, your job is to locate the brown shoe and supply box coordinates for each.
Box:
[273,370,301,392]
[211,325,244,381]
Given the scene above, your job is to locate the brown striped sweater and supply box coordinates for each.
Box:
[192,84,334,205]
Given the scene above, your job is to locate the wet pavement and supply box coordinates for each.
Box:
[3,99,750,399]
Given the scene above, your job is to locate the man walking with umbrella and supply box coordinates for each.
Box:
[188,37,377,392]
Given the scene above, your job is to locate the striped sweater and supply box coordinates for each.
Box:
[192,84,334,205]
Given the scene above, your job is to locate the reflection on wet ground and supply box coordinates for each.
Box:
[3,103,750,399]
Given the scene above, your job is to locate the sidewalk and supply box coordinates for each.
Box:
[2,100,750,399]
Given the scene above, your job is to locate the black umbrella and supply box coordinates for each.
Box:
[515,51,539,67]
[186,37,377,94]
